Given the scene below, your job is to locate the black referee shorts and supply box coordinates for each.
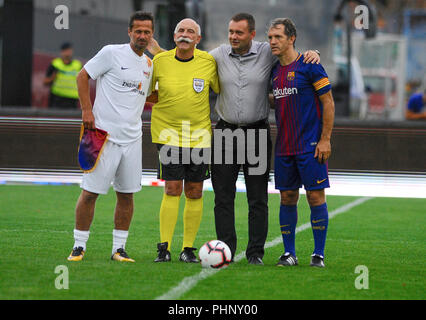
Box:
[156,144,210,182]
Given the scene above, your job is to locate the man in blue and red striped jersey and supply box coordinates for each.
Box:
[268,18,335,268]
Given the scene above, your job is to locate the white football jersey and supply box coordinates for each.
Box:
[84,44,153,145]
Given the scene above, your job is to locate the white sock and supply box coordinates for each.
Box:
[73,229,90,251]
[112,229,129,254]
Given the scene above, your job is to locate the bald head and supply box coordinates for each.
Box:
[174,18,201,36]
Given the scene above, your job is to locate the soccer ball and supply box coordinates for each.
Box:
[199,240,232,269]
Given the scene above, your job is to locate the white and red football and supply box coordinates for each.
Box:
[199,240,232,269]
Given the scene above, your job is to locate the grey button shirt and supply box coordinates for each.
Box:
[210,41,278,125]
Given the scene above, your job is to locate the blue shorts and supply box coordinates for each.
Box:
[274,152,330,191]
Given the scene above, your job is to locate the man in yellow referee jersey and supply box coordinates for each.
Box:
[149,18,220,263]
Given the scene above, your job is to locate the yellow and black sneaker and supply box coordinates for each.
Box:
[111,248,135,262]
[67,246,85,261]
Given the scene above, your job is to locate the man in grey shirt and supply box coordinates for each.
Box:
[210,13,320,265]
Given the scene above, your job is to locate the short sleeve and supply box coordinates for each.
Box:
[84,45,113,80]
[45,64,56,77]
[407,94,423,113]
[147,73,154,97]
[150,57,158,94]
[209,47,220,62]
[309,63,331,96]
[209,60,220,94]
[144,56,153,96]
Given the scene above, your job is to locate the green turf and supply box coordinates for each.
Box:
[0,185,424,300]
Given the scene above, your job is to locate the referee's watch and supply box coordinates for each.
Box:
[314,50,321,56]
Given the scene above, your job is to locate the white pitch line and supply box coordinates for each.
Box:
[155,196,373,300]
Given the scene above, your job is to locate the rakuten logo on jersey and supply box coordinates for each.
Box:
[273,87,298,99]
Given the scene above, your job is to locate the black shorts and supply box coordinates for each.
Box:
[156,144,210,182]
[49,94,78,109]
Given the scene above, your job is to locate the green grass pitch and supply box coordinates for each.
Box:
[0,184,424,300]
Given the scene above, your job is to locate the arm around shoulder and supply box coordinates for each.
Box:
[303,50,321,64]
[147,38,166,57]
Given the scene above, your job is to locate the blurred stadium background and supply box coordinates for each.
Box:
[0,0,425,194]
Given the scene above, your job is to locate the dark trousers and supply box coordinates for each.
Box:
[211,119,272,259]
[49,93,78,109]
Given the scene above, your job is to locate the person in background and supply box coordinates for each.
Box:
[44,42,82,109]
[406,90,426,120]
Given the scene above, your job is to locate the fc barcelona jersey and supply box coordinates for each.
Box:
[271,54,331,156]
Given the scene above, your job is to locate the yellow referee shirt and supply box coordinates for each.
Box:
[151,48,220,148]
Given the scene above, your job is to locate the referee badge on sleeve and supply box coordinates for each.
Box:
[193,78,205,93]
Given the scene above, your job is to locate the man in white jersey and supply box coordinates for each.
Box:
[67,12,154,262]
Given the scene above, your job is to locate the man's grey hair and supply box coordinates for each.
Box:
[269,18,297,48]
[174,18,201,36]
